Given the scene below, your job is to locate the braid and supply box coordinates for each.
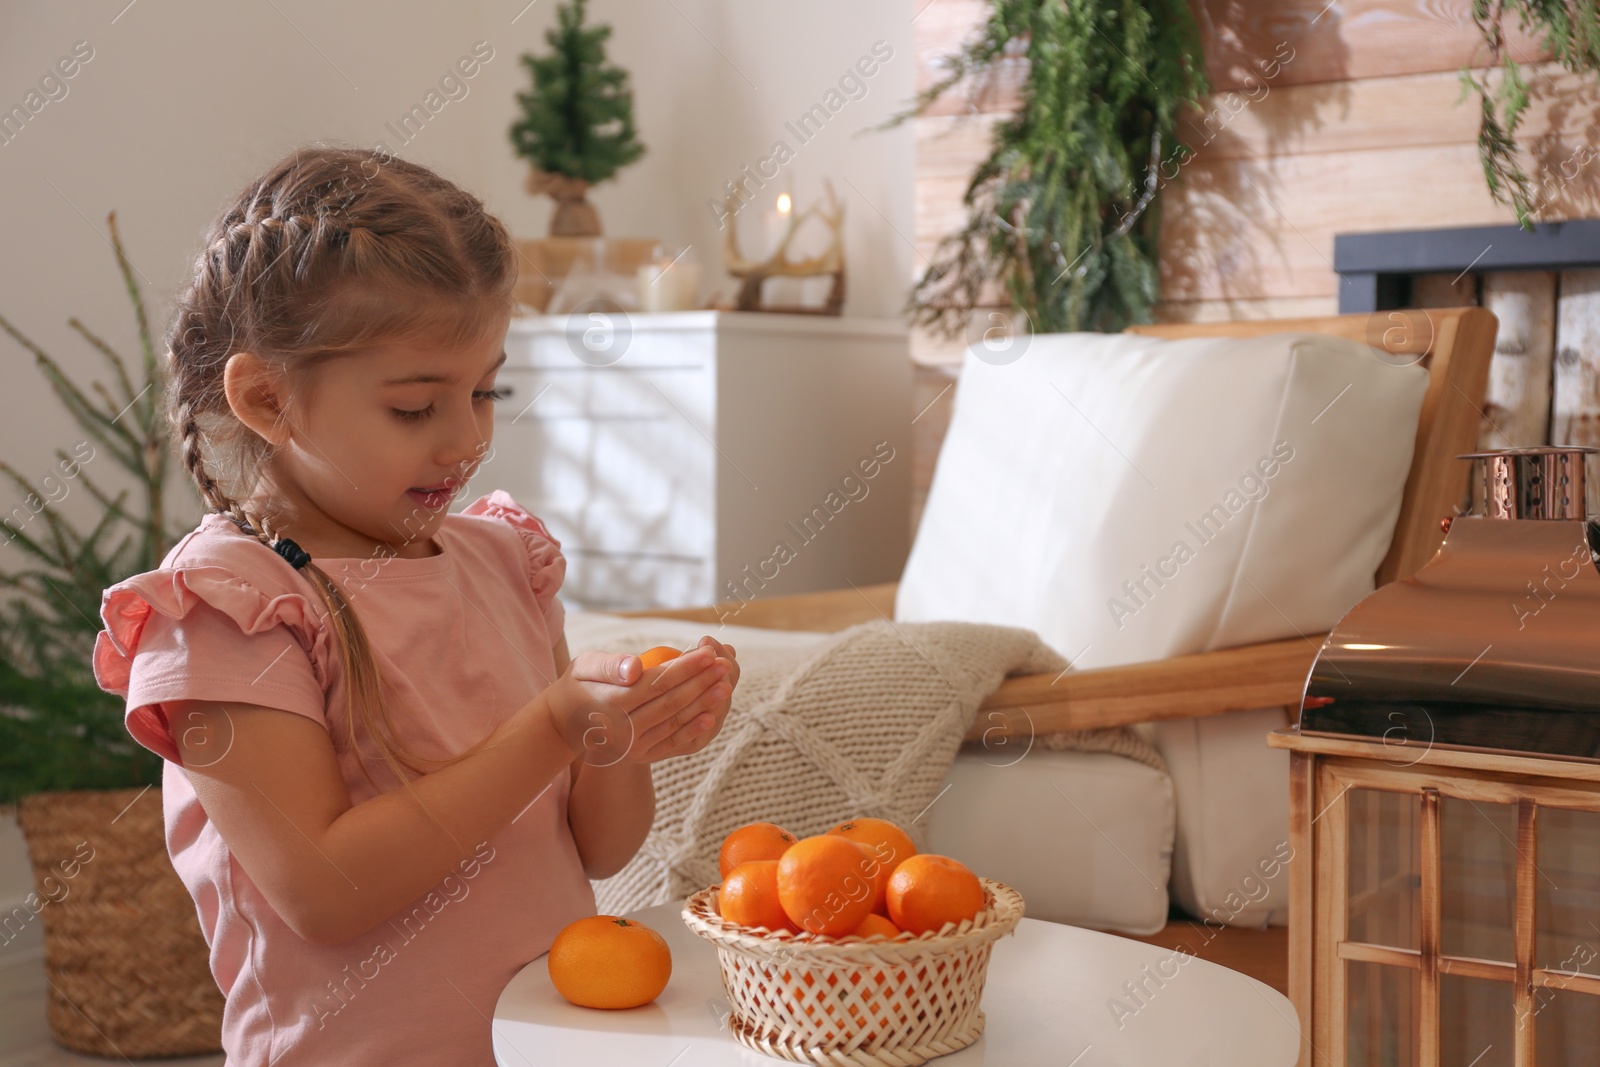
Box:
[178,400,310,569]
[178,400,232,516]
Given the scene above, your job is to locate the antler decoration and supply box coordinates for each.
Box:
[723,178,846,314]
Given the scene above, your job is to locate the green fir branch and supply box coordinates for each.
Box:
[66,317,138,411]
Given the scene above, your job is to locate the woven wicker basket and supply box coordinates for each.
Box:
[14,788,224,1057]
[683,877,1024,1066]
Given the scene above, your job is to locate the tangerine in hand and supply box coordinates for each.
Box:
[637,645,681,669]
[548,915,672,1009]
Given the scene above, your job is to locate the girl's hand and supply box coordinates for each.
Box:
[664,636,738,757]
[546,638,737,765]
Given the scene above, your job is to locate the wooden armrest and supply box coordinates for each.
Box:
[616,585,1319,737]
[964,636,1322,738]
[616,583,899,633]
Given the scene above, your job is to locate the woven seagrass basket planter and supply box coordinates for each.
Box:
[682,877,1024,1066]
[15,787,224,1057]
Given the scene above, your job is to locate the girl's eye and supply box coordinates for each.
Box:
[387,388,499,422]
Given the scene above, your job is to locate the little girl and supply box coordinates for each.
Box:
[90,144,738,1066]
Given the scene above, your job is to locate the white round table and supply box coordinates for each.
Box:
[493,903,1299,1066]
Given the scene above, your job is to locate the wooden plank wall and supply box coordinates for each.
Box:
[909,0,1599,525]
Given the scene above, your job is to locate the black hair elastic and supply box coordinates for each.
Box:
[272,537,312,570]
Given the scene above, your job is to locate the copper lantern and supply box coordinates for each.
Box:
[1272,446,1600,1067]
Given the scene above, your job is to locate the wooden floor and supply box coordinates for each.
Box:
[1127,919,1289,996]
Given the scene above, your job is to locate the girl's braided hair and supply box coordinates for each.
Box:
[166,143,520,796]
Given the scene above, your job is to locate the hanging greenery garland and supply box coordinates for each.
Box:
[882,0,1208,337]
[1467,1,1600,227]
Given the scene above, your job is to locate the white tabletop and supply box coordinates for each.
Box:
[493,903,1300,1066]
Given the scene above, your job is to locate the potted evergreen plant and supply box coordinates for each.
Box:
[509,0,646,238]
[0,211,222,1056]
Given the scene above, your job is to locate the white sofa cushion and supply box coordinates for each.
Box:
[895,330,1429,669]
[925,745,1175,934]
[1153,707,1292,928]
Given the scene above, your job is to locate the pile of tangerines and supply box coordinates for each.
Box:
[717,817,985,942]
[547,817,987,1012]
[712,818,990,1046]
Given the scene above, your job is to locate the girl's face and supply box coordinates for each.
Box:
[248,311,511,560]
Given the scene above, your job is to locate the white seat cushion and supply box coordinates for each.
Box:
[1151,708,1292,928]
[924,746,1175,935]
[895,330,1429,670]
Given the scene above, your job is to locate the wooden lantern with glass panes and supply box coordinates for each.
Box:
[1270,446,1600,1067]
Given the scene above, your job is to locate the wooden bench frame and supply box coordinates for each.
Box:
[627,308,1499,739]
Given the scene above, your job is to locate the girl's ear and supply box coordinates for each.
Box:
[223,352,295,447]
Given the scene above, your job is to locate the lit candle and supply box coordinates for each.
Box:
[763,192,793,262]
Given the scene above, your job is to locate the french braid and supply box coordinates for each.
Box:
[164,143,519,816]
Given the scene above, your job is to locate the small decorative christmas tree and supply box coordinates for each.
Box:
[510,0,646,237]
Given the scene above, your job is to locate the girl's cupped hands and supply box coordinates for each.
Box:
[548,636,739,764]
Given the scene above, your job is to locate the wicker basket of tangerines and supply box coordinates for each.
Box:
[681,818,1024,1066]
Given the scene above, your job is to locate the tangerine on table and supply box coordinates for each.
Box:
[718,860,797,934]
[547,915,672,1009]
[886,853,986,936]
[826,817,917,915]
[776,834,878,936]
[717,821,797,879]
[638,645,681,669]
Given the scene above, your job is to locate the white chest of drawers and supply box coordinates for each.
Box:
[483,311,911,613]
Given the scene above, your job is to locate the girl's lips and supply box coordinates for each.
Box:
[407,485,457,509]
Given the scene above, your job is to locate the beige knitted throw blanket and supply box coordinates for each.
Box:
[565,616,1165,915]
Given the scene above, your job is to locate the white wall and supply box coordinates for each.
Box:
[0,0,914,548]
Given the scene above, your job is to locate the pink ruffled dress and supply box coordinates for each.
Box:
[91,490,596,1066]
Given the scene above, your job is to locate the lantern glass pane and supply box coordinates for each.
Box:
[1533,987,1600,1066]
[1536,806,1600,977]
[1346,961,1417,1067]
[1439,797,1516,963]
[1440,974,1511,1067]
[1347,789,1420,950]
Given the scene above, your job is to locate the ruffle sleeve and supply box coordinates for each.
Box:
[459,489,567,637]
[93,563,333,764]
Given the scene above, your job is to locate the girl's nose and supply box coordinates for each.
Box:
[439,404,491,474]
